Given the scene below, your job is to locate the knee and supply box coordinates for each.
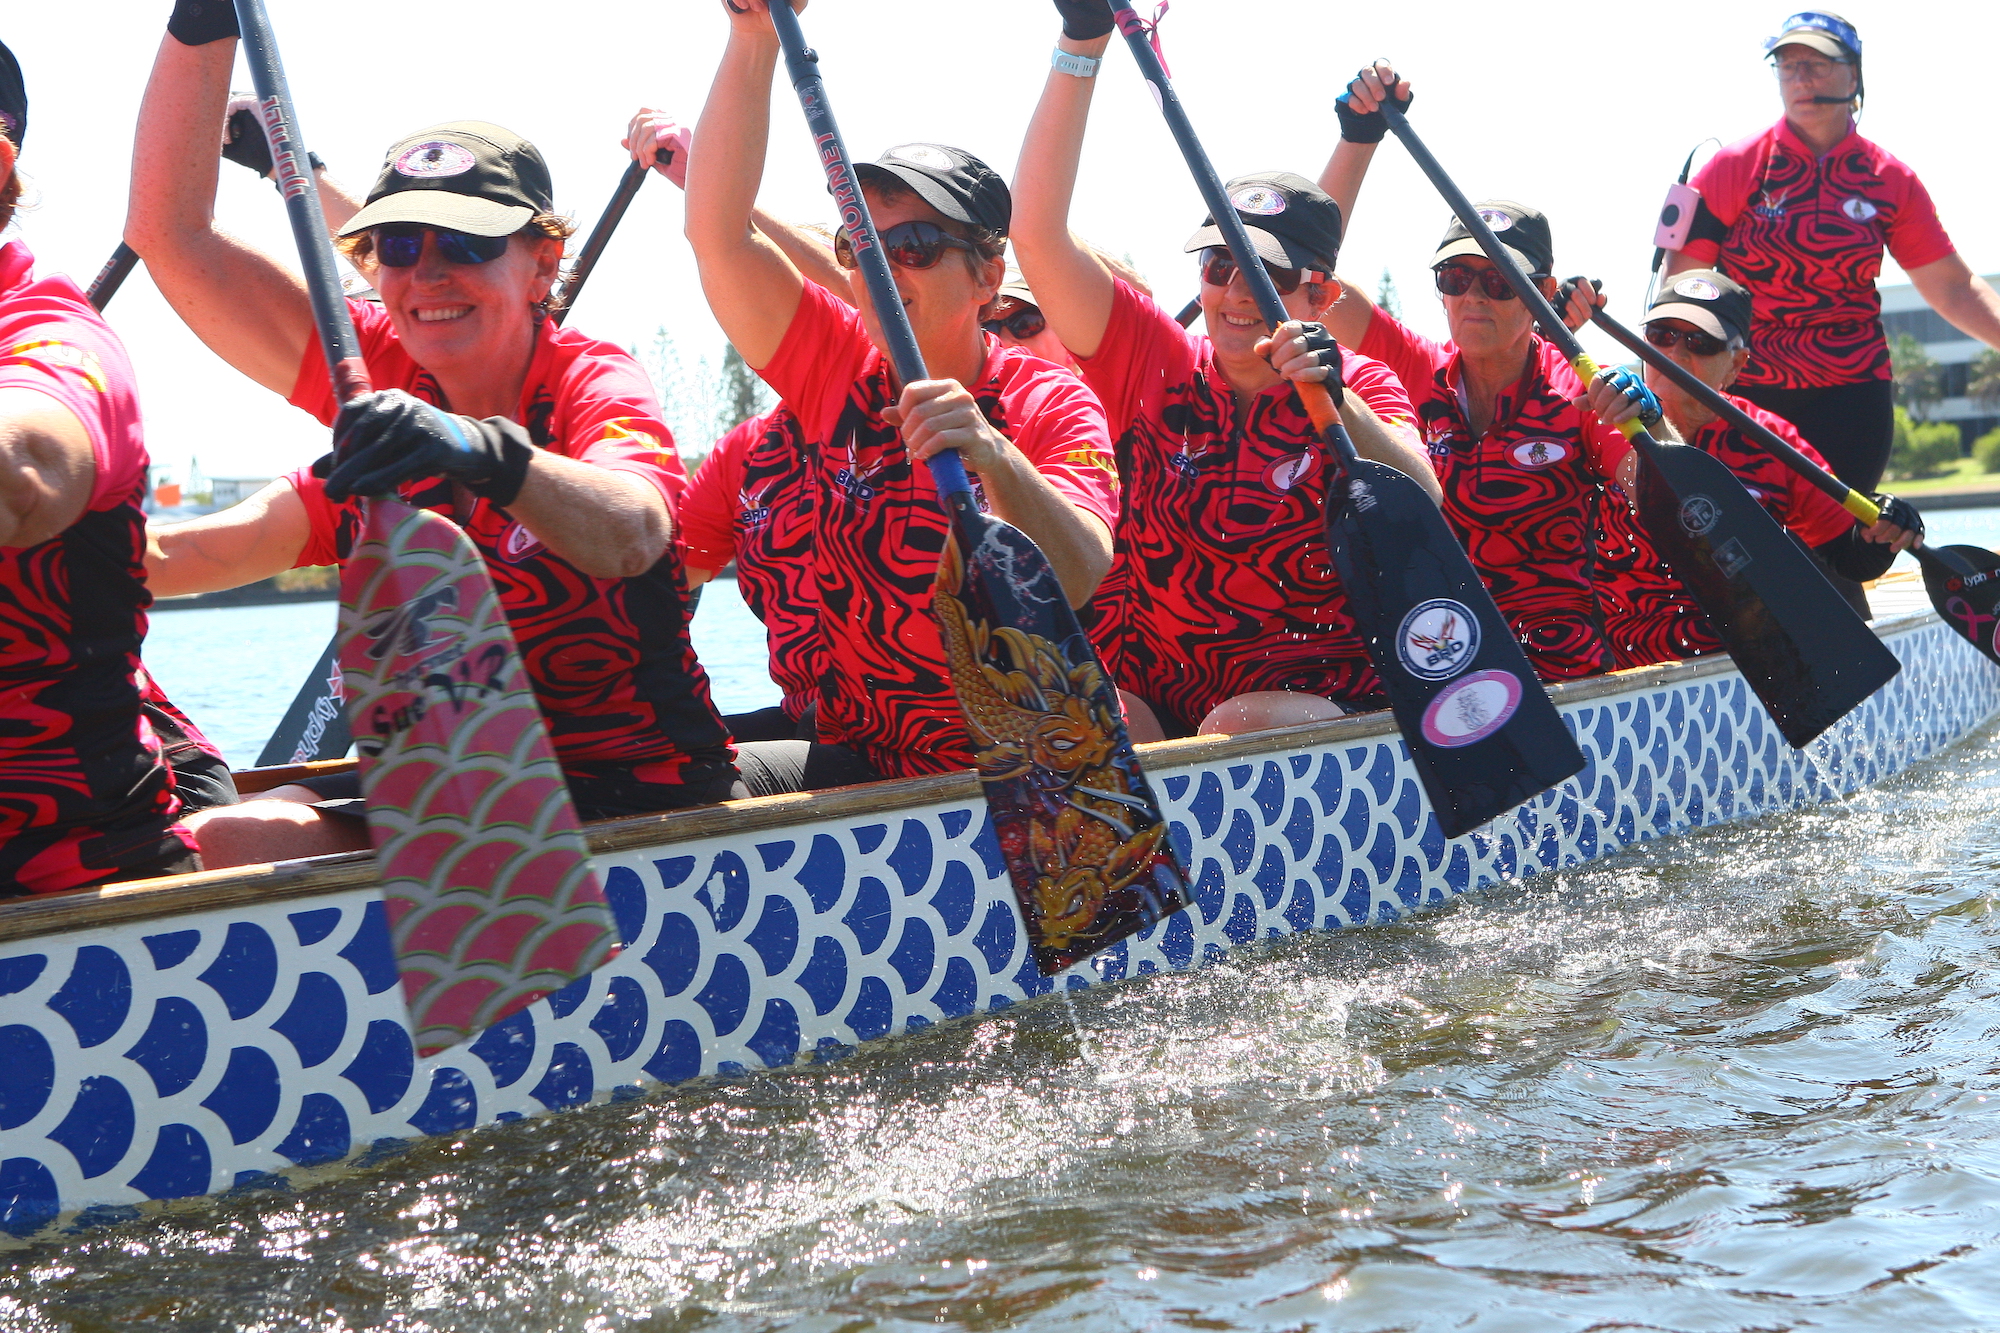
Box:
[181,801,372,872]
[1119,690,1166,744]
[1197,691,1345,737]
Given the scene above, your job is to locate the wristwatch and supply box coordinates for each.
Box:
[1051,47,1102,78]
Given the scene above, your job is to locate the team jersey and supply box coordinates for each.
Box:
[1078,279,1420,728]
[1358,311,1633,681]
[757,281,1120,779]
[1684,119,1956,389]
[678,406,823,720]
[1595,394,1857,667]
[288,299,730,787]
[0,240,193,893]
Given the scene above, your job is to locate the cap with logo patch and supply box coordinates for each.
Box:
[855,143,1011,236]
[0,39,25,148]
[338,121,554,239]
[1645,269,1752,345]
[1182,171,1342,277]
[1433,201,1553,277]
[1764,10,1861,61]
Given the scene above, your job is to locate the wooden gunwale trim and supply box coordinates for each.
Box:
[0,608,1941,946]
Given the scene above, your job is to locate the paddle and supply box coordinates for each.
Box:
[765,0,1186,974]
[233,0,618,1055]
[552,149,666,327]
[86,243,139,311]
[1105,3,1584,837]
[1379,101,1898,749]
[1590,303,2000,667]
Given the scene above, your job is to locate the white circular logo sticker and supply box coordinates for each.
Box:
[890,144,954,170]
[1264,450,1317,492]
[1421,670,1523,748]
[1230,185,1287,216]
[1397,598,1480,682]
[394,141,477,178]
[499,522,543,562]
[1672,277,1721,300]
[1679,494,1722,536]
[1842,197,1879,222]
[1478,208,1514,232]
[1510,438,1571,470]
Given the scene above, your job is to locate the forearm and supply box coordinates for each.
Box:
[1009,33,1116,360]
[972,450,1112,607]
[1338,390,1441,502]
[1929,270,2000,349]
[505,452,673,581]
[126,34,232,261]
[751,207,848,298]
[312,166,365,236]
[145,480,308,596]
[1316,140,1378,236]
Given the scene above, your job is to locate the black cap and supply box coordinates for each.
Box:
[1646,269,1752,344]
[339,121,554,238]
[1183,171,1342,275]
[0,39,25,148]
[1433,201,1553,278]
[856,143,1011,236]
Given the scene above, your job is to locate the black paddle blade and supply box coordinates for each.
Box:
[1631,440,1899,747]
[255,632,351,766]
[1328,457,1586,838]
[1918,544,2000,668]
[932,498,1188,975]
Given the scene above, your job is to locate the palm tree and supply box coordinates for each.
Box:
[1891,332,1941,422]
[1968,348,2000,411]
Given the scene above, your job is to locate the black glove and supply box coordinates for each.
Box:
[324,389,535,507]
[1333,82,1413,144]
[1298,322,1345,393]
[1053,0,1115,41]
[222,106,272,177]
[1870,491,1924,543]
[168,0,239,46]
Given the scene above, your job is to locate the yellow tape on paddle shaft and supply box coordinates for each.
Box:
[1572,352,1885,528]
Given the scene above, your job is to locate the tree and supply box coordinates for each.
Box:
[1890,331,1941,421]
[719,343,773,440]
[1376,267,1402,321]
[1968,348,2000,411]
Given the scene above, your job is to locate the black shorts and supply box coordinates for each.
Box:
[293,759,738,823]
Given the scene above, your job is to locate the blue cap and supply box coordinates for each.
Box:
[0,39,24,147]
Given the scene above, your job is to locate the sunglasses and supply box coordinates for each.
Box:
[833,220,978,271]
[1433,261,1549,301]
[983,305,1047,340]
[1645,323,1731,358]
[1197,248,1327,296]
[371,224,512,268]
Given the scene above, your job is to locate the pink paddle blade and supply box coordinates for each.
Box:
[339,498,617,1056]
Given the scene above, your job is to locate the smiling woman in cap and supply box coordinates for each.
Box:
[121,1,736,866]
[1662,10,2000,614]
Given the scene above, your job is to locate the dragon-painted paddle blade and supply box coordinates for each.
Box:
[1328,457,1586,838]
[256,632,351,766]
[1632,441,1899,747]
[1919,544,2000,669]
[933,497,1188,976]
[340,499,617,1055]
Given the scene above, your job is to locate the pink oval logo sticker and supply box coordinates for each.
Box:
[395,141,477,178]
[1420,669,1523,748]
[1510,438,1570,470]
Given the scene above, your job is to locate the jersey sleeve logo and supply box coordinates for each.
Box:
[1397,598,1480,680]
[5,339,108,394]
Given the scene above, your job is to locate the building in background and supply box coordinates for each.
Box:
[1880,277,2000,444]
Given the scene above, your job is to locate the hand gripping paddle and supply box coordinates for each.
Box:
[1105,3,1585,837]
[234,0,617,1055]
[1380,102,1898,749]
[1590,304,2000,668]
[766,0,1186,974]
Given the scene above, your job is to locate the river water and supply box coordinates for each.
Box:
[12,519,2000,1329]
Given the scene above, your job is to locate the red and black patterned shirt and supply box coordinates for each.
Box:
[0,240,193,893]
[1685,119,1956,389]
[1359,312,1633,681]
[287,300,731,788]
[758,281,1120,779]
[1078,279,1420,728]
[679,405,822,721]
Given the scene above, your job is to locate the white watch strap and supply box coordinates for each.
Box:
[1051,47,1102,78]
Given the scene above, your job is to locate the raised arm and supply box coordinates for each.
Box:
[1908,253,2000,351]
[681,6,805,370]
[1318,63,1412,253]
[125,29,314,397]
[222,90,365,236]
[1009,7,1118,361]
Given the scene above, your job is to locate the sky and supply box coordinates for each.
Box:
[5,1,1995,483]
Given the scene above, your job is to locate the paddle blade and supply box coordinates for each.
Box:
[255,632,352,765]
[1919,544,2000,668]
[933,497,1188,976]
[1327,457,1586,838]
[340,499,617,1055]
[1632,441,1899,747]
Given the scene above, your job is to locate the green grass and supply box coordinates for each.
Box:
[1886,456,2000,494]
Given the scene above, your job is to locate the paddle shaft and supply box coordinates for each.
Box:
[87,244,139,311]
[554,154,660,328]
[1107,2,1357,464]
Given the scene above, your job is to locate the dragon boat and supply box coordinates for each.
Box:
[1,575,1994,1238]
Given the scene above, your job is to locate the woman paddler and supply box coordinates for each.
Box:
[1664,11,2000,614]
[126,1,735,867]
[1011,2,1439,743]
[681,0,1120,793]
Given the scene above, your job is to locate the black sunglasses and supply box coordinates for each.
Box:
[834,220,978,271]
[1198,247,1326,296]
[1645,323,1731,358]
[371,224,511,268]
[1433,261,1549,301]
[983,305,1047,340]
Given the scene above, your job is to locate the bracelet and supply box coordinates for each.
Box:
[1051,47,1102,78]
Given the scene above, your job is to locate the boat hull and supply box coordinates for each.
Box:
[1,610,1994,1236]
